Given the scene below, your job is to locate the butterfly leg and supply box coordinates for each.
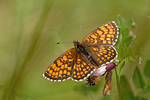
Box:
[84,76,102,87]
[84,62,117,87]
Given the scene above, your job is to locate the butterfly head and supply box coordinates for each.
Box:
[73,40,80,46]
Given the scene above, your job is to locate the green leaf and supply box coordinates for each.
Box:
[129,56,136,62]
[117,15,125,28]
[140,97,148,100]
[122,28,129,36]
[118,43,124,60]
[119,75,134,100]
[133,67,145,88]
[127,47,133,56]
[125,18,133,28]
[144,60,150,78]
[122,36,134,47]
[127,47,135,62]
[117,15,133,29]
[141,83,150,94]
[118,43,127,60]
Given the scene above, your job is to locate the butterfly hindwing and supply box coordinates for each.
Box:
[71,52,95,81]
[86,45,117,66]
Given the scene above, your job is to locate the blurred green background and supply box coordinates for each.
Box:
[0,0,150,100]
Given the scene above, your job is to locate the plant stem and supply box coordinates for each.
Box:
[115,69,121,100]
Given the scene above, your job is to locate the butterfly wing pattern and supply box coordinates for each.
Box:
[43,21,119,82]
[43,48,95,82]
[70,53,95,81]
[43,48,75,82]
[81,21,119,67]
[85,45,117,67]
[82,21,119,45]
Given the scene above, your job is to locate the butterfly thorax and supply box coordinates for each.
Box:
[73,41,85,53]
[73,40,99,67]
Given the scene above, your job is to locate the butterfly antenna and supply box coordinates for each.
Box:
[77,23,83,41]
[56,42,73,44]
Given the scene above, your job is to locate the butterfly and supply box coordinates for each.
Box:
[43,21,119,82]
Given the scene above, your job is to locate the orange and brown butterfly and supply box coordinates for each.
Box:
[43,21,119,82]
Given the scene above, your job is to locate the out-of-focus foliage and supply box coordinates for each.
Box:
[0,0,150,100]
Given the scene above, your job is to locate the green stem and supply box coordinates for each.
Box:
[115,69,121,100]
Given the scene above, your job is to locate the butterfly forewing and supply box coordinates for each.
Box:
[43,48,75,81]
[82,21,119,45]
